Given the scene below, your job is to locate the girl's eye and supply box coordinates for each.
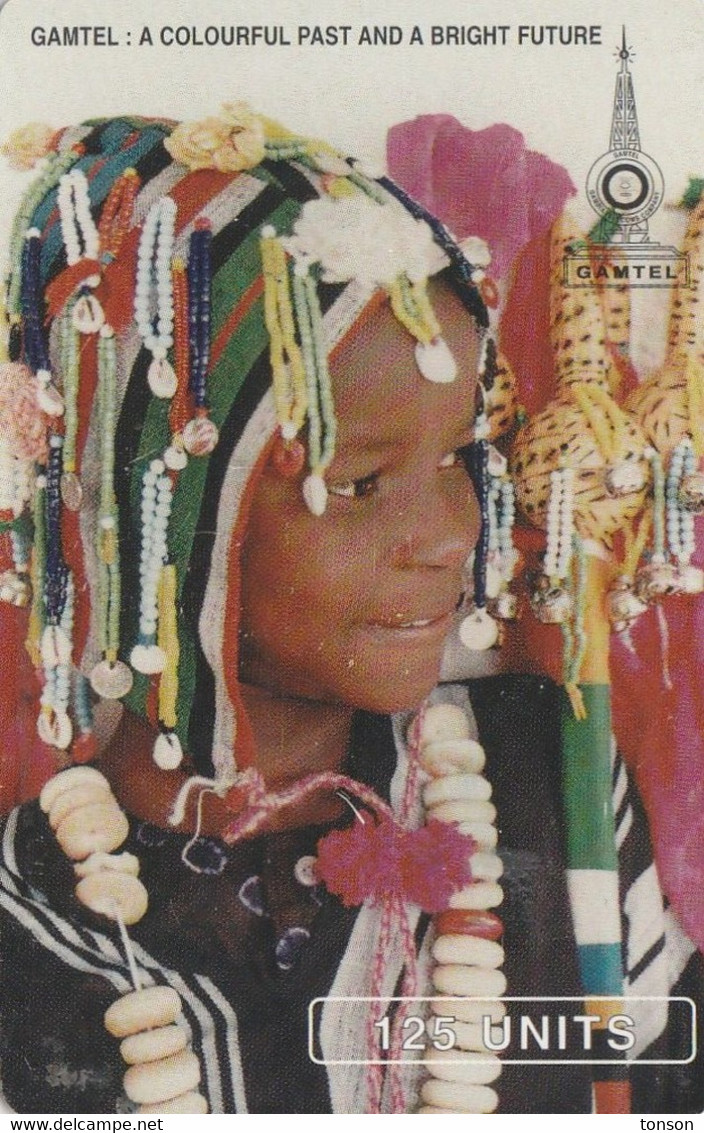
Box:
[328,472,379,499]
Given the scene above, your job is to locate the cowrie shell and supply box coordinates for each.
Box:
[153,732,183,771]
[415,337,457,384]
[147,358,178,399]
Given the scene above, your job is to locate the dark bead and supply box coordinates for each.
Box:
[8,321,22,361]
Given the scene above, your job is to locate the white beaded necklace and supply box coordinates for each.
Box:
[134,197,178,399]
[39,698,505,1115]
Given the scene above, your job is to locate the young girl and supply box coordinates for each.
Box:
[0,107,700,1115]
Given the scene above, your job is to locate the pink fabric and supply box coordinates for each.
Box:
[387,115,575,279]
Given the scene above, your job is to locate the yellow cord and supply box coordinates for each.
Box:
[685,356,704,457]
[622,510,653,582]
[158,564,179,731]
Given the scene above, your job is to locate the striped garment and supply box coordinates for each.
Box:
[0,676,701,1114]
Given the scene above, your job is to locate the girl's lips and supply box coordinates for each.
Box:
[365,611,455,637]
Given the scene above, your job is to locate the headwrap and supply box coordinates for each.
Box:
[0,105,491,800]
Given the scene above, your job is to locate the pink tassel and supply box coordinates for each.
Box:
[316,816,474,912]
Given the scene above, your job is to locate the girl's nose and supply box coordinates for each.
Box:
[395,477,480,571]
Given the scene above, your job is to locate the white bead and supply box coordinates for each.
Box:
[459,608,499,651]
[424,1048,502,1086]
[419,738,486,777]
[138,1092,208,1115]
[123,1049,200,1106]
[48,781,112,830]
[447,1018,496,1053]
[469,851,503,882]
[449,881,504,910]
[432,935,504,969]
[39,766,112,814]
[423,774,492,808]
[431,998,506,1025]
[294,855,318,887]
[74,851,140,879]
[428,799,497,826]
[432,964,507,998]
[105,986,182,1038]
[164,444,188,471]
[420,1078,498,1114]
[456,822,498,849]
[120,1025,187,1066]
[419,705,471,747]
[75,871,149,925]
[55,801,130,860]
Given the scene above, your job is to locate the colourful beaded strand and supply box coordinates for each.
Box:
[134,197,178,400]
[89,327,133,701]
[460,439,500,650]
[181,223,219,457]
[6,146,83,355]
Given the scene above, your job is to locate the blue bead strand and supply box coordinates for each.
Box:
[187,225,212,409]
[21,232,50,373]
[44,435,69,624]
[377,176,489,331]
[467,440,490,608]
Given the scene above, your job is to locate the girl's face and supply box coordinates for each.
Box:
[239,281,481,714]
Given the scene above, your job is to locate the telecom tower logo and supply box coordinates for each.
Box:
[565,29,688,288]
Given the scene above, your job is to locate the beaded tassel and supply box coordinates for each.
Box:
[459,436,500,651]
[38,435,73,751]
[164,258,191,472]
[6,145,83,356]
[97,168,139,267]
[89,327,133,701]
[58,305,83,510]
[154,564,182,771]
[667,440,697,566]
[134,197,178,400]
[486,460,519,621]
[181,221,219,457]
[290,262,337,516]
[57,169,104,333]
[130,461,172,676]
[22,229,64,416]
[261,225,307,470]
[0,440,33,606]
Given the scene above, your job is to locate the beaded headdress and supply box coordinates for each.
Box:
[0,106,494,791]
